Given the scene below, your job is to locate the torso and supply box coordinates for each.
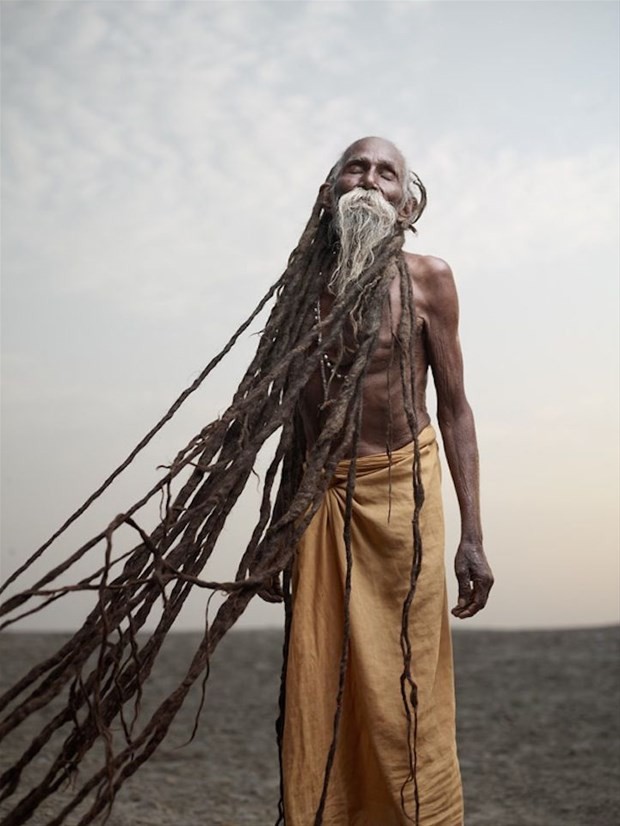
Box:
[298,253,432,457]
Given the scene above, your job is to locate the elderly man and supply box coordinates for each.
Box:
[279,137,494,825]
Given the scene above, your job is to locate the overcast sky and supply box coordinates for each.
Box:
[1,0,618,631]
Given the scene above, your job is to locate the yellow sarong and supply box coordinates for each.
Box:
[282,426,463,826]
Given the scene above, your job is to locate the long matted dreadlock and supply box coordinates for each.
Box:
[0,157,427,826]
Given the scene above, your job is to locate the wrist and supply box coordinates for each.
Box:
[459,532,483,547]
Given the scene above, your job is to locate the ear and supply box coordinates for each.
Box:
[319,182,332,212]
[397,194,416,228]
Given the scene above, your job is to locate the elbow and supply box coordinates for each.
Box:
[437,397,473,432]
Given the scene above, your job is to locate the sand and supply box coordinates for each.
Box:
[1,626,618,825]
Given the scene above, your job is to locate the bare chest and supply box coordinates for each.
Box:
[317,288,427,375]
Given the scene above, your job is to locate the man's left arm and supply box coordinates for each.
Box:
[421,257,494,619]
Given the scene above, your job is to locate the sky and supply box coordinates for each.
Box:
[1,0,618,632]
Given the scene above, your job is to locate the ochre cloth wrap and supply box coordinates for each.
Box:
[281,425,463,826]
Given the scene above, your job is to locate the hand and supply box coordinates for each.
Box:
[451,541,494,619]
[257,572,284,604]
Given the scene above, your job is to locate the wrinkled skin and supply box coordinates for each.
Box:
[298,136,493,619]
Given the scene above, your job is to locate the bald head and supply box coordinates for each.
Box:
[335,136,408,187]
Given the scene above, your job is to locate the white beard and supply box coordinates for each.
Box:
[329,188,397,298]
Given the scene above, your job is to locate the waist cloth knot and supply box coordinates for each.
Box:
[281,425,463,825]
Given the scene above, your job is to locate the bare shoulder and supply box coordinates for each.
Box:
[403,252,458,320]
[404,252,454,288]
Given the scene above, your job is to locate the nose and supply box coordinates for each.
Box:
[360,167,379,189]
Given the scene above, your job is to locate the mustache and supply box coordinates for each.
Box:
[336,187,390,212]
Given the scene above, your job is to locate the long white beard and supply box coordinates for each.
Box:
[329,188,398,297]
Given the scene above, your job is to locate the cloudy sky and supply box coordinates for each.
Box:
[1,0,618,631]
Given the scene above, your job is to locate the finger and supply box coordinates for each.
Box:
[455,576,493,618]
[451,603,473,618]
[452,573,473,615]
[257,587,284,604]
[458,577,472,601]
[455,568,473,601]
[259,593,283,604]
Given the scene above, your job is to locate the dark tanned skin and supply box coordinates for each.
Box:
[298,137,494,619]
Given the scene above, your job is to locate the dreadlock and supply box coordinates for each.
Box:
[0,162,428,826]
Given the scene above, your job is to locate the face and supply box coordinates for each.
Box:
[331,137,409,216]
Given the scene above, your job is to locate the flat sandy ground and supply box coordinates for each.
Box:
[1,626,618,826]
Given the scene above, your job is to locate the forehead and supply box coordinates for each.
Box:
[340,138,406,174]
